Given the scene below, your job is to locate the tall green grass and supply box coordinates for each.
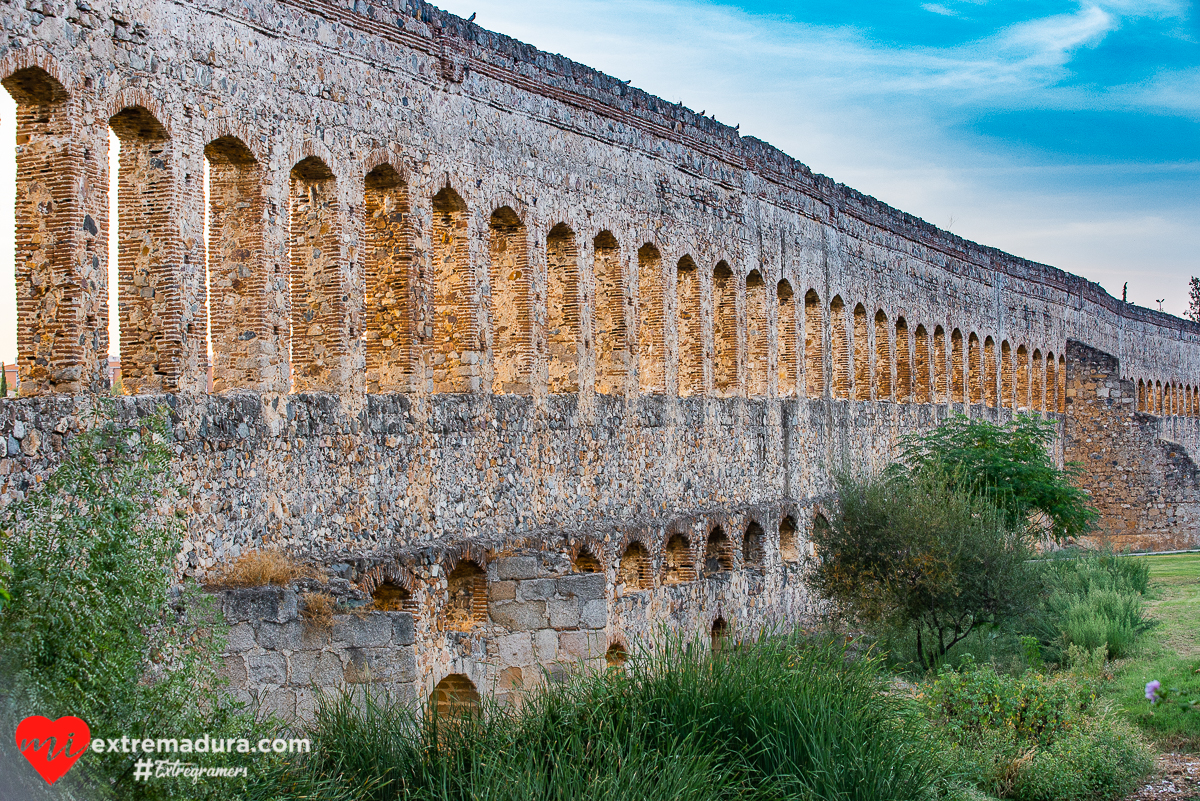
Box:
[1033,551,1154,660]
[249,636,946,801]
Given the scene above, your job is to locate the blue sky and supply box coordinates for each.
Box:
[2,0,1198,364]
[434,0,1200,312]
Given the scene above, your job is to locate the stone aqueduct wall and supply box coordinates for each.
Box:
[2,0,1199,710]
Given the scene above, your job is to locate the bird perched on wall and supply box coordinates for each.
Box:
[1157,299,1166,312]
[467,12,476,22]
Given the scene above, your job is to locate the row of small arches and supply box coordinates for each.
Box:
[5,66,1076,410]
[1136,379,1200,418]
[364,516,808,635]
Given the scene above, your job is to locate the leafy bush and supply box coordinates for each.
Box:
[898,414,1097,541]
[809,468,1036,670]
[923,658,1151,801]
[250,635,946,801]
[0,407,253,799]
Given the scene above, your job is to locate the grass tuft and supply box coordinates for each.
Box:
[208,549,316,589]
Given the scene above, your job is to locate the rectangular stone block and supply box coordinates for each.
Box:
[489,580,517,601]
[247,652,287,686]
[223,587,299,625]
[256,621,304,651]
[518,578,555,601]
[534,628,558,662]
[495,556,540,580]
[548,599,580,629]
[332,614,393,648]
[490,600,548,631]
[559,630,604,661]
[390,612,415,646]
[225,622,256,653]
[557,573,606,601]
[345,646,418,684]
[497,632,533,666]
[580,599,607,630]
[288,651,343,686]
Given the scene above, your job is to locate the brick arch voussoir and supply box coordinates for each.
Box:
[357,561,417,596]
[104,87,175,140]
[201,117,266,165]
[361,145,413,187]
[0,46,79,99]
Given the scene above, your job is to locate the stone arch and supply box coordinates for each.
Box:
[829,295,850,399]
[914,324,931,402]
[874,309,892,400]
[363,162,414,393]
[779,515,800,563]
[950,328,965,403]
[489,206,533,394]
[676,256,703,396]
[704,526,734,576]
[1155,380,1163,415]
[1016,345,1030,409]
[594,230,627,395]
[663,532,695,585]
[777,280,798,397]
[895,317,911,402]
[1032,349,1045,412]
[933,325,947,402]
[430,186,475,393]
[804,289,824,397]
[442,559,487,632]
[1045,351,1057,413]
[572,544,603,573]
[605,642,628,668]
[853,304,869,400]
[1137,378,1146,411]
[371,580,415,612]
[206,135,267,393]
[711,616,728,652]
[746,270,768,397]
[713,261,738,395]
[968,332,982,404]
[109,104,186,395]
[3,64,106,395]
[1001,340,1013,408]
[1058,355,1066,414]
[984,336,998,407]
[742,521,765,569]
[546,222,582,394]
[618,540,652,591]
[637,243,665,393]
[432,674,481,719]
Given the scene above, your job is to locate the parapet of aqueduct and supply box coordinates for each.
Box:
[2,0,1199,715]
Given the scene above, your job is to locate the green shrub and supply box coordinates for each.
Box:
[251,635,946,801]
[0,407,253,800]
[810,468,1036,670]
[1008,718,1153,801]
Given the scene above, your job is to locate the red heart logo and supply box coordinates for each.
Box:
[15,715,91,785]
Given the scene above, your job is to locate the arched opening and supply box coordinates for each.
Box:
[711,617,728,652]
[430,187,475,393]
[779,516,800,563]
[830,296,849,399]
[432,674,481,719]
[594,231,626,395]
[489,206,532,394]
[874,310,891,400]
[572,547,602,573]
[363,163,413,393]
[950,328,964,403]
[704,526,734,576]
[914,324,931,403]
[1155,380,1163,415]
[1138,378,1146,411]
[742,522,765,569]
[676,256,703,396]
[546,222,581,394]
[853,304,869,400]
[895,317,910,402]
[1045,353,1056,412]
[206,136,267,394]
[3,68,106,395]
[637,244,665,393]
[1058,355,1065,413]
[1032,349,1044,412]
[443,560,487,632]
[1016,345,1030,409]
[984,336,997,407]
[777,280,798,397]
[663,534,695,585]
[371,580,414,612]
[933,326,947,402]
[745,270,768,397]
[618,542,651,590]
[804,289,824,397]
[968,332,982,404]
[605,643,628,668]
[288,155,344,393]
[713,261,738,396]
[1001,340,1013,408]
[111,105,184,395]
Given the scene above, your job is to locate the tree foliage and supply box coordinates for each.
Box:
[809,469,1036,671]
[0,406,251,799]
[1188,276,1200,323]
[897,414,1097,542]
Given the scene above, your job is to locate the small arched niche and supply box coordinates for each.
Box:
[618,542,651,590]
[371,580,413,612]
[703,527,733,576]
[443,560,486,631]
[711,617,728,652]
[742,522,765,569]
[779,516,799,563]
[431,674,481,720]
[663,534,694,585]
[572,546,602,574]
[605,643,628,669]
